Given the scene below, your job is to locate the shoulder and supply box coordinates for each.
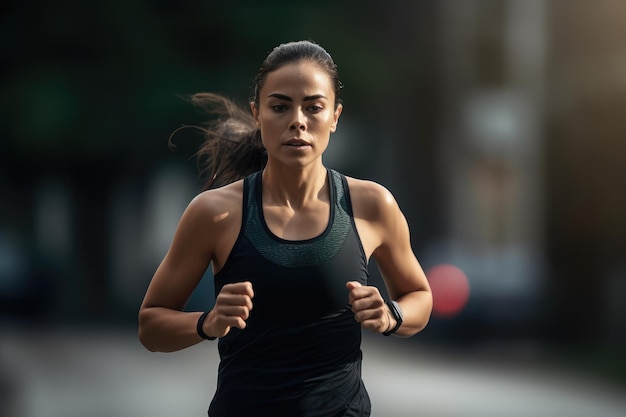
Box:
[164,179,246,270]
[345,176,400,221]
[193,179,244,205]
[182,179,244,227]
[343,175,409,256]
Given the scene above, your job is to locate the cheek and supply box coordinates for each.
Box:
[258,120,282,144]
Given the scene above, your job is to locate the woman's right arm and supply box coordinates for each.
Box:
[138,185,253,352]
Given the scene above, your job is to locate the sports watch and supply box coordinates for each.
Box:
[382,300,403,336]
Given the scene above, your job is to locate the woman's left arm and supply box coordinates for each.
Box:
[350,180,433,337]
[372,197,432,336]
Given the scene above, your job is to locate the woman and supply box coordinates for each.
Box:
[138,40,432,416]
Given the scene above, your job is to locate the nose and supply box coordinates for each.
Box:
[289,109,306,131]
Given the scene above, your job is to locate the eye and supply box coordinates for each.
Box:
[308,105,323,113]
[271,104,288,113]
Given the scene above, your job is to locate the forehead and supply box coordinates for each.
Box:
[261,61,334,98]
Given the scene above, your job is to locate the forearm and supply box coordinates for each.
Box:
[394,290,432,337]
[138,307,206,352]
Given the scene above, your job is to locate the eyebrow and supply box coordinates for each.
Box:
[267,93,328,102]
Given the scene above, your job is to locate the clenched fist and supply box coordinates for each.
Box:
[346,281,392,334]
[203,281,255,338]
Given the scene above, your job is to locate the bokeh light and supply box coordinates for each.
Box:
[426,264,470,318]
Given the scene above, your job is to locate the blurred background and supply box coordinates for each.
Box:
[1,0,625,416]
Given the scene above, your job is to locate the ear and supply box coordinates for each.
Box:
[250,102,260,127]
[330,103,343,133]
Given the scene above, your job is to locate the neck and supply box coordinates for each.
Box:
[261,162,328,208]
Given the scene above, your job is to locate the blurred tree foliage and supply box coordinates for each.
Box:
[1,1,418,160]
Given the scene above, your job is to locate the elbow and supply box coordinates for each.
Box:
[398,318,430,338]
[139,337,156,352]
[138,329,157,352]
[414,312,432,336]
[398,290,433,338]
[137,308,158,352]
[415,291,433,334]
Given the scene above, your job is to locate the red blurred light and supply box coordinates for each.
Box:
[426,264,470,318]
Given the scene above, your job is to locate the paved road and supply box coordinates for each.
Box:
[1,327,625,417]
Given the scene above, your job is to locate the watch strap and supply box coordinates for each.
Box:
[383,300,403,336]
[196,311,217,340]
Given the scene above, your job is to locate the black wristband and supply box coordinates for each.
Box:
[196,311,217,340]
[382,300,403,336]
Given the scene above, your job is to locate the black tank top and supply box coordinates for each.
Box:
[209,169,371,416]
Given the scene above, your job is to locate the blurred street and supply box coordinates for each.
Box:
[2,1,626,416]
[2,326,625,417]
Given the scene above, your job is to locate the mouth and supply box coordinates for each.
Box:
[284,138,311,147]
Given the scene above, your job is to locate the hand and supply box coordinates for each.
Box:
[346,281,392,334]
[204,281,254,338]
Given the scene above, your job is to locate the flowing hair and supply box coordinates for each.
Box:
[178,93,266,190]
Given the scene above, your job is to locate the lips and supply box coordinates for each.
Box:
[284,138,310,147]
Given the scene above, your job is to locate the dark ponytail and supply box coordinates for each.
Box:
[179,93,267,190]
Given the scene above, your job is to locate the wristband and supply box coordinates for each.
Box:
[196,311,217,340]
[382,300,403,336]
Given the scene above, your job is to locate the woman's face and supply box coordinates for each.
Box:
[251,60,342,170]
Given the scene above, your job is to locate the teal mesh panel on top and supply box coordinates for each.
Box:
[245,169,351,268]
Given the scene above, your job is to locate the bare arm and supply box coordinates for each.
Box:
[347,180,432,337]
[138,183,253,352]
[371,196,432,337]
